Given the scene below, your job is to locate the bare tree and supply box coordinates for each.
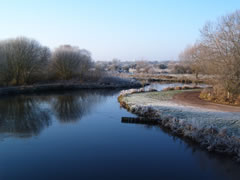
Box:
[179,43,210,79]
[50,45,92,80]
[135,60,150,73]
[200,11,240,96]
[0,37,50,85]
[180,10,240,100]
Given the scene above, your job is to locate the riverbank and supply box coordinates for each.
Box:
[118,73,210,84]
[118,89,240,161]
[0,78,142,96]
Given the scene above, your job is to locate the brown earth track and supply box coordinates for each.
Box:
[173,91,240,112]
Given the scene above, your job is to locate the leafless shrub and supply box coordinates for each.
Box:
[50,45,92,80]
[135,60,151,73]
[180,10,240,101]
[171,64,192,74]
[0,37,50,85]
[85,64,105,82]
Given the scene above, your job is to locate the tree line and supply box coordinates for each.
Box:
[179,10,240,103]
[0,37,99,86]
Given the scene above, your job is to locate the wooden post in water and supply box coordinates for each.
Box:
[121,117,159,125]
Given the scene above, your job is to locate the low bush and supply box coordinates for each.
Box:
[50,45,92,80]
[200,85,240,105]
[171,65,192,74]
[0,37,50,85]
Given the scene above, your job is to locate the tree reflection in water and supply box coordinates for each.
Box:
[0,90,118,137]
[0,96,51,138]
[51,90,117,123]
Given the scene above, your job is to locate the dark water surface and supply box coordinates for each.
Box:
[0,84,240,180]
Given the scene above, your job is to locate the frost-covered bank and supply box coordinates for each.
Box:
[118,89,240,161]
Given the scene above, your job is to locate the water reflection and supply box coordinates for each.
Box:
[50,91,108,123]
[0,90,119,137]
[52,95,87,123]
[0,85,239,179]
[121,117,240,180]
[179,135,240,180]
[0,96,50,137]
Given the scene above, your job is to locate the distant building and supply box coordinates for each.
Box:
[129,68,137,74]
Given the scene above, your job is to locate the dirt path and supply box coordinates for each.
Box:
[173,91,240,112]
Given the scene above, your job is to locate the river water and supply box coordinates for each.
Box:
[0,83,239,180]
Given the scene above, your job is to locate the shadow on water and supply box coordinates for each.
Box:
[121,116,240,180]
[0,89,119,138]
[160,127,240,180]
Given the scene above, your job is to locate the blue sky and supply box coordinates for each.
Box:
[0,0,239,61]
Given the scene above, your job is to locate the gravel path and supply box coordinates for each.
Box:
[173,91,240,112]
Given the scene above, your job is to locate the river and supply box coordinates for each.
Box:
[0,83,239,180]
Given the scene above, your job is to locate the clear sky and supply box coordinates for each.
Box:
[0,0,239,61]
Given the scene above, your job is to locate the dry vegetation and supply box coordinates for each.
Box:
[0,37,50,85]
[180,10,240,104]
[0,37,104,86]
[50,45,92,80]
